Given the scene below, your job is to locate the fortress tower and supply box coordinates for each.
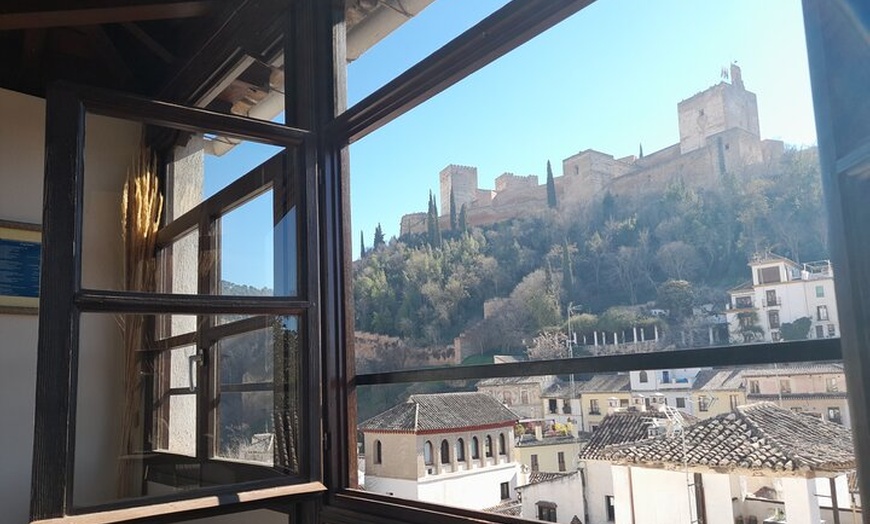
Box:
[440,164,478,217]
[677,63,760,154]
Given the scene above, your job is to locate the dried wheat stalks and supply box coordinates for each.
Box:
[118,146,163,498]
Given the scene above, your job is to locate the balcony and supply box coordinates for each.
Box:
[763,298,781,307]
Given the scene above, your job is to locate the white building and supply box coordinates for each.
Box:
[577,410,670,524]
[726,254,838,343]
[602,402,857,524]
[629,368,702,415]
[516,472,585,524]
[359,392,521,511]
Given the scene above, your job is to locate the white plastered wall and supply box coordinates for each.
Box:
[0,87,45,524]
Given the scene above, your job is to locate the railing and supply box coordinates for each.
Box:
[763,298,781,307]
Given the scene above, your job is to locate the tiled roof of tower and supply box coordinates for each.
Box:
[603,402,854,474]
[359,392,519,433]
[579,410,667,460]
[693,369,744,391]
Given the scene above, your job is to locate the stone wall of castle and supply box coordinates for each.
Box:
[400,66,785,236]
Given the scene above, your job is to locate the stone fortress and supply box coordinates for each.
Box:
[400,64,786,236]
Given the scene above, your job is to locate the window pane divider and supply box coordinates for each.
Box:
[74,290,310,314]
[62,81,311,149]
[355,339,842,386]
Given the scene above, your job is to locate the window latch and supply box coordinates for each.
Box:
[188,350,204,392]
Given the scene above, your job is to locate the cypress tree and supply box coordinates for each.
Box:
[639,143,644,159]
[449,186,457,230]
[433,194,442,248]
[546,160,557,208]
[561,237,573,303]
[373,223,385,249]
[426,191,436,245]
[458,203,468,234]
[359,230,365,259]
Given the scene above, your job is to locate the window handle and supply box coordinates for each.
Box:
[188,351,204,392]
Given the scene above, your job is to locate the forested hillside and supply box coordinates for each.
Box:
[353,148,826,357]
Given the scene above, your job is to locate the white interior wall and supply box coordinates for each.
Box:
[0,87,44,524]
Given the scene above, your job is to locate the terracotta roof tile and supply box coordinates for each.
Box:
[579,410,667,460]
[603,402,854,474]
[359,392,519,433]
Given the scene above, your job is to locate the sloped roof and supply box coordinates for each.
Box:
[603,402,854,474]
[576,374,631,393]
[483,500,522,516]
[742,364,844,377]
[477,375,550,387]
[579,410,667,460]
[516,471,578,490]
[693,369,744,391]
[542,379,585,398]
[359,392,519,433]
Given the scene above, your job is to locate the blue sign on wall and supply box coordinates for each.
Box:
[0,238,41,298]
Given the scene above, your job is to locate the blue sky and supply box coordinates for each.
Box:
[348,0,816,251]
[208,0,816,288]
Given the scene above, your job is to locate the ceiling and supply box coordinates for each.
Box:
[0,0,434,116]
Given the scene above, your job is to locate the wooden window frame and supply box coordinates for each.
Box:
[31,79,324,521]
[323,0,870,523]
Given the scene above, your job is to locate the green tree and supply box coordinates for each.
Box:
[656,279,695,321]
[781,316,811,341]
[546,160,557,208]
[458,203,468,234]
[359,230,365,259]
[373,223,385,250]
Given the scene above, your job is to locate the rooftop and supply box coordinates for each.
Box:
[693,369,745,391]
[359,392,519,433]
[579,410,668,460]
[516,471,578,490]
[603,402,854,475]
[575,374,631,393]
[742,363,844,377]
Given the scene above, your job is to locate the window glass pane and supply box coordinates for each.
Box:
[356,360,853,521]
[215,316,301,471]
[219,189,275,298]
[347,1,509,104]
[81,117,297,297]
[74,313,301,508]
[348,0,846,520]
[350,0,832,377]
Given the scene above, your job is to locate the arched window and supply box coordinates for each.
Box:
[521,390,529,404]
[374,440,382,464]
[502,391,513,406]
[498,433,506,455]
[424,441,433,465]
[485,435,493,457]
[440,440,450,464]
[456,438,466,462]
[639,370,648,383]
[471,437,480,459]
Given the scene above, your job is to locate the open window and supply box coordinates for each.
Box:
[31,83,324,520]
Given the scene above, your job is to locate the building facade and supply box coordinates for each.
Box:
[360,392,521,510]
[726,254,838,343]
